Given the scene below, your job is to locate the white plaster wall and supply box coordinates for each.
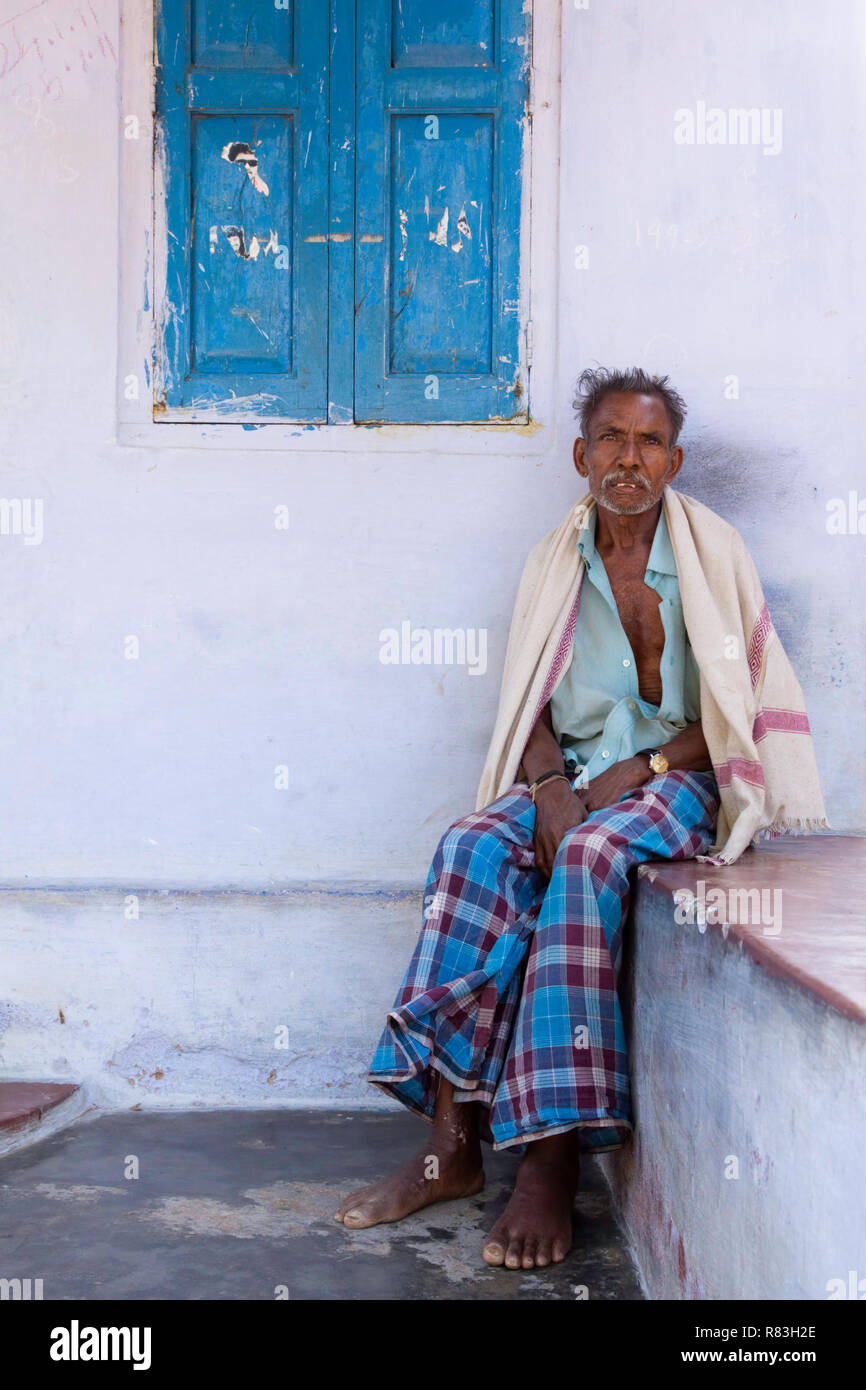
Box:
[0,0,859,896]
[0,886,424,1108]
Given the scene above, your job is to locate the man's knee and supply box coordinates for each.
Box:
[551,820,625,877]
[437,813,502,865]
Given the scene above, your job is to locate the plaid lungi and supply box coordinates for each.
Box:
[368,769,720,1152]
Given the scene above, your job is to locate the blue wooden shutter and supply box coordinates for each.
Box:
[354,0,529,424]
[155,0,330,420]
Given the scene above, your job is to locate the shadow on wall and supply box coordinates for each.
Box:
[674,430,828,668]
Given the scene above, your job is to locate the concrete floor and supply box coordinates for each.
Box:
[0,1109,642,1300]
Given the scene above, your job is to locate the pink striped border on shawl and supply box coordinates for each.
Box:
[747,601,773,691]
[714,758,765,789]
[752,707,812,742]
[531,575,584,731]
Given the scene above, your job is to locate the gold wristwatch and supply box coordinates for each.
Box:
[648,749,669,775]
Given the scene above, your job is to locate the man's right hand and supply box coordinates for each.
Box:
[532,779,589,880]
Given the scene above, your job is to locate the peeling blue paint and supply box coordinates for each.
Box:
[156,0,329,418]
[355,0,529,422]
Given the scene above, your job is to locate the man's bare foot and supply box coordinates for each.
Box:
[334,1137,484,1229]
[482,1129,581,1270]
[336,1078,483,1229]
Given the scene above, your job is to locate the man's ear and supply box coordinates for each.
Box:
[666,444,684,483]
[573,436,588,476]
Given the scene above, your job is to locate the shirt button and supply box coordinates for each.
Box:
[602,750,610,759]
[629,701,637,711]
[622,658,631,667]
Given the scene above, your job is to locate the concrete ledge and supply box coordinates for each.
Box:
[599,837,866,1300]
[640,837,866,1022]
[0,884,424,1113]
[0,1082,92,1158]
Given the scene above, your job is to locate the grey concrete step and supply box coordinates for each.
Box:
[0,1108,642,1300]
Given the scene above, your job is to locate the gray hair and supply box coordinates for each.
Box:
[572,366,687,445]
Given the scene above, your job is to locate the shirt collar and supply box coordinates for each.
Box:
[646,505,677,577]
[575,506,598,568]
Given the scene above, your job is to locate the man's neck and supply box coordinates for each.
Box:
[594,498,662,555]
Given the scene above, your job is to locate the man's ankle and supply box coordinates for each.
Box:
[519,1131,581,1173]
[428,1122,482,1162]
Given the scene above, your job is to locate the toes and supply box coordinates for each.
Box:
[504,1239,523,1270]
[341,1206,375,1229]
[335,1188,371,1221]
[551,1235,571,1263]
[534,1243,552,1268]
[521,1240,538,1270]
[482,1236,506,1267]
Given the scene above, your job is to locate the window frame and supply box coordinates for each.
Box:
[116,0,558,451]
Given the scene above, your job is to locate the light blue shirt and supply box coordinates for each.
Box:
[549,505,701,787]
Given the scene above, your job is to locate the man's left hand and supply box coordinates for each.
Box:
[577,755,650,815]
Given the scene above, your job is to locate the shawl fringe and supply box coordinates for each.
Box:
[755,815,833,838]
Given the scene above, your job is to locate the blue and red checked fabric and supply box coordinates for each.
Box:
[368,769,720,1152]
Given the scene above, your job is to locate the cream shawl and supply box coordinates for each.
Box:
[476,486,829,865]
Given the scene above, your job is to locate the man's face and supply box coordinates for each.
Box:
[573,391,683,516]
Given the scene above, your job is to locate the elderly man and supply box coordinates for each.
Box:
[335,367,827,1270]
